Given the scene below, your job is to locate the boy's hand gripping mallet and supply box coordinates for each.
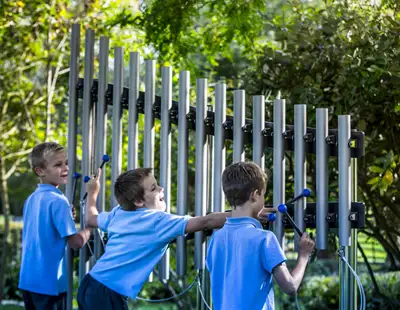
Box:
[81,154,110,201]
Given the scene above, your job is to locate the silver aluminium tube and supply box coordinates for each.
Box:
[252,95,265,170]
[233,90,245,162]
[79,28,94,282]
[110,47,124,208]
[128,52,140,170]
[66,23,80,310]
[316,108,329,250]
[159,66,172,281]
[195,78,207,270]
[213,83,226,212]
[177,71,190,276]
[273,99,285,246]
[294,105,306,249]
[94,36,109,259]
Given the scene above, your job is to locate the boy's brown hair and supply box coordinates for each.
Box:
[114,168,153,211]
[29,142,65,175]
[222,162,267,208]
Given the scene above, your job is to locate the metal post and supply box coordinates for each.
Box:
[159,66,172,281]
[66,23,80,310]
[213,83,226,213]
[110,47,123,209]
[273,99,285,246]
[233,90,245,163]
[177,71,190,276]
[253,96,265,170]
[348,158,358,310]
[316,108,328,250]
[128,52,140,170]
[79,28,95,282]
[144,59,155,282]
[339,115,351,310]
[94,36,109,260]
[294,105,306,249]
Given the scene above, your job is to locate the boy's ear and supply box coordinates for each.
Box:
[34,167,44,177]
[135,200,144,207]
[250,190,259,202]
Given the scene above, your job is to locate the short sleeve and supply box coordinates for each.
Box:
[155,212,192,243]
[261,232,287,273]
[51,200,77,238]
[97,206,120,232]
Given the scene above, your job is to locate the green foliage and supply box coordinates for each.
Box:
[276,272,400,310]
[242,0,400,268]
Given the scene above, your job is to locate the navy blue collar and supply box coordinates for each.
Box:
[225,217,262,229]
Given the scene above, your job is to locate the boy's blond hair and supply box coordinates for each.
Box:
[29,142,65,175]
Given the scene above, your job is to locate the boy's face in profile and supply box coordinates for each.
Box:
[137,174,165,211]
[35,151,69,187]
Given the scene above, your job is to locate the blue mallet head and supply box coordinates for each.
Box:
[83,175,91,183]
[268,213,276,222]
[302,188,311,197]
[102,154,110,162]
[278,204,287,214]
[73,172,81,179]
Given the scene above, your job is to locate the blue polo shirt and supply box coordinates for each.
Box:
[206,217,286,310]
[89,206,191,298]
[19,184,77,295]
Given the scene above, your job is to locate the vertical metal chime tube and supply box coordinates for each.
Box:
[233,90,245,163]
[144,59,156,282]
[294,105,307,249]
[316,108,329,250]
[339,115,352,310]
[338,115,351,246]
[79,28,95,282]
[110,47,124,208]
[66,23,80,310]
[213,83,226,213]
[195,78,207,270]
[159,66,172,281]
[177,71,190,276]
[252,96,265,170]
[94,36,109,260]
[273,99,285,246]
[128,52,140,170]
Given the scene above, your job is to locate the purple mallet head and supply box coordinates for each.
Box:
[83,176,91,183]
[73,172,81,179]
[302,188,311,197]
[278,204,287,214]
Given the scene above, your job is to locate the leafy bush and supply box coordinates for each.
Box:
[276,272,400,310]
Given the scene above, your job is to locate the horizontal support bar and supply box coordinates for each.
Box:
[77,78,365,158]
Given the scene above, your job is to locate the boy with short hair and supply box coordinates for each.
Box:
[206,162,315,310]
[77,168,274,309]
[18,142,92,310]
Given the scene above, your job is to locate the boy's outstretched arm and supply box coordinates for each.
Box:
[85,169,101,228]
[272,233,315,295]
[185,212,231,234]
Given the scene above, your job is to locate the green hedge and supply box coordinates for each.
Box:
[275,272,400,310]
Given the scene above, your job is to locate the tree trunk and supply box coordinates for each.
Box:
[0,155,10,302]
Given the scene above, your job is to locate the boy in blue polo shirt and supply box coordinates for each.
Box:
[18,142,92,310]
[77,168,273,309]
[206,162,315,310]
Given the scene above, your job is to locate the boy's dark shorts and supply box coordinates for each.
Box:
[77,273,128,310]
[22,290,66,310]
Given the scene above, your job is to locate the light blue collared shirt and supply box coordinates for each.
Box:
[19,184,77,295]
[206,217,286,310]
[89,207,191,298]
